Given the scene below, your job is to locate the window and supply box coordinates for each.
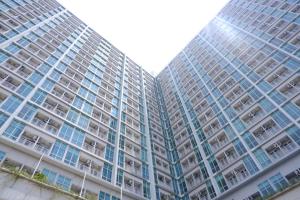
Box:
[243,155,259,175]
[269,173,288,191]
[64,146,79,166]
[99,191,110,200]
[82,101,93,115]
[66,109,79,123]
[253,148,271,168]
[3,120,25,140]
[42,168,57,184]
[31,89,47,104]
[18,103,37,121]
[73,96,84,109]
[29,72,43,84]
[118,151,124,167]
[286,125,300,145]
[0,112,8,127]
[108,129,115,144]
[283,102,300,119]
[1,95,22,113]
[141,148,147,162]
[78,114,89,129]
[215,174,228,192]
[258,180,275,197]
[272,110,291,128]
[142,163,149,180]
[208,156,220,173]
[17,82,33,97]
[102,162,112,182]
[0,150,6,162]
[50,140,67,160]
[71,128,85,147]
[259,98,275,112]
[105,144,114,162]
[116,169,123,186]
[143,180,150,198]
[56,175,71,191]
[242,132,258,149]
[58,123,74,141]
[233,118,246,132]
[41,79,55,91]
[233,139,247,155]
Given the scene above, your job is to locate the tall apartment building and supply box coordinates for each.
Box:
[0,0,300,200]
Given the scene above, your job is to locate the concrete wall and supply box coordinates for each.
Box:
[0,169,84,200]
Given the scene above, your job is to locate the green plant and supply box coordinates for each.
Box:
[33,172,48,183]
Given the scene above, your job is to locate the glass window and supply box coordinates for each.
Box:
[71,128,85,147]
[29,72,43,84]
[233,139,247,155]
[242,132,258,149]
[1,95,22,113]
[208,156,220,173]
[102,162,112,182]
[0,112,8,127]
[3,120,25,140]
[82,101,93,115]
[283,102,300,119]
[253,148,271,168]
[258,180,275,197]
[233,118,246,133]
[64,146,79,166]
[18,103,37,121]
[243,155,259,175]
[56,175,71,191]
[259,98,275,112]
[31,89,46,104]
[66,109,79,123]
[77,114,89,129]
[215,174,228,192]
[41,79,55,91]
[286,125,300,145]
[73,96,84,109]
[105,144,114,162]
[50,140,67,160]
[269,173,288,191]
[17,82,33,97]
[42,168,57,184]
[272,110,291,128]
[58,123,74,141]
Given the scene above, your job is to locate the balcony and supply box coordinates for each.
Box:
[232,95,253,113]
[279,76,300,98]
[2,76,21,91]
[225,164,249,188]
[77,159,102,178]
[190,189,209,200]
[252,120,280,143]
[265,136,297,161]
[242,107,265,126]
[266,67,291,87]
[181,155,197,172]
[209,132,229,153]
[123,177,143,196]
[216,147,239,169]
[31,113,61,135]
[186,170,203,190]
[83,138,105,158]
[18,132,52,155]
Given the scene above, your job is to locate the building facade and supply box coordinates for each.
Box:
[0,0,300,200]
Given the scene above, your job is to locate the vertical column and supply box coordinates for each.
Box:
[167,65,221,196]
[112,55,127,186]
[140,69,157,200]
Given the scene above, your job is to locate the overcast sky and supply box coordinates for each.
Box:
[57,0,230,75]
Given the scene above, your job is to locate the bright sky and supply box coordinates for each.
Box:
[57,0,230,75]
